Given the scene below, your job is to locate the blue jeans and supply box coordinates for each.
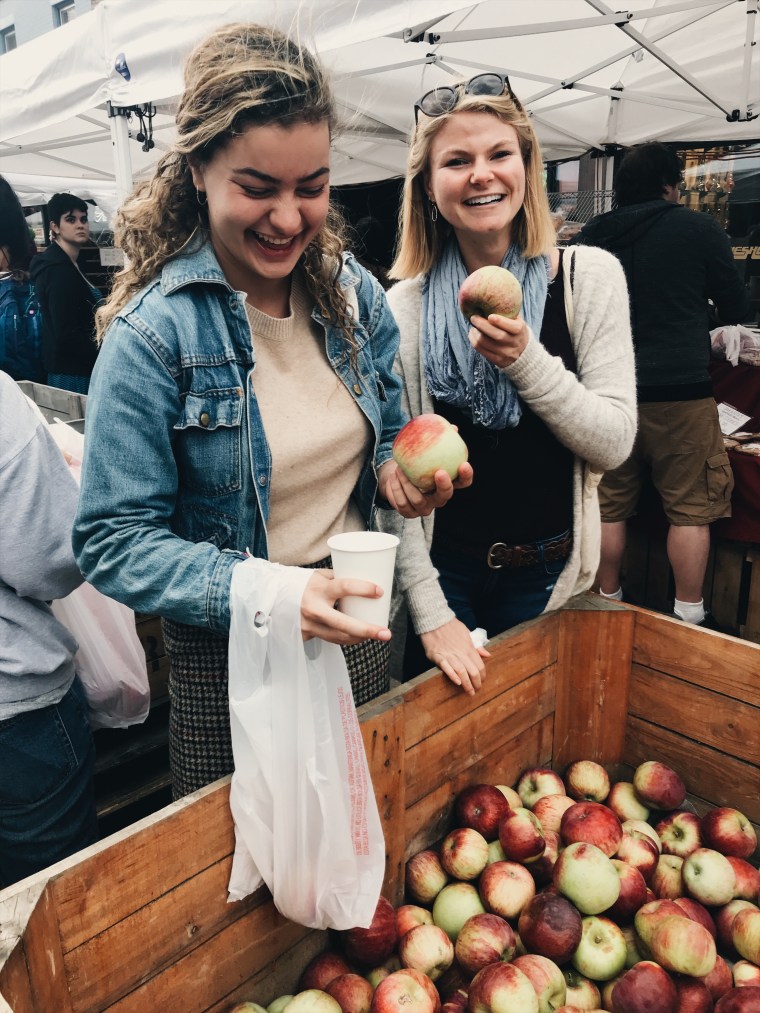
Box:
[403,538,567,680]
[0,678,98,888]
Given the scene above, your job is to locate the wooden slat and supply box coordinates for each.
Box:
[552,608,635,768]
[629,664,760,767]
[402,615,558,750]
[403,714,554,859]
[632,608,760,705]
[405,667,556,808]
[0,942,34,1013]
[360,702,406,904]
[52,780,236,952]
[624,716,760,823]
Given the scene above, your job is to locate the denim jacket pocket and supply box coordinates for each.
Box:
[174,388,244,496]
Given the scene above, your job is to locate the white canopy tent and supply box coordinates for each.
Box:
[0,0,757,216]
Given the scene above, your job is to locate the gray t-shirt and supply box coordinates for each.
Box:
[0,372,83,718]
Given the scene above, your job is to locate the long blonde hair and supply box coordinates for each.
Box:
[98,23,351,342]
[389,91,556,280]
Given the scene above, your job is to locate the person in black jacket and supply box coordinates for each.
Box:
[573,142,750,627]
[30,193,100,393]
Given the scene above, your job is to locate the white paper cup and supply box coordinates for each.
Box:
[327,531,399,627]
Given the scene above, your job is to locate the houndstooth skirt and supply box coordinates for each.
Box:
[163,558,390,799]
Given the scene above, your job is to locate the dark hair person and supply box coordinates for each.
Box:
[73,23,470,799]
[0,175,44,381]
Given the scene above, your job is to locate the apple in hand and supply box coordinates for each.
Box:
[682,848,736,906]
[478,860,536,919]
[609,960,677,1013]
[398,924,454,982]
[701,807,758,860]
[512,954,567,1013]
[499,807,546,863]
[553,842,621,914]
[454,912,516,975]
[467,962,539,1013]
[560,801,622,857]
[325,973,374,1013]
[454,784,510,841]
[432,882,486,942]
[654,810,702,859]
[571,916,627,981]
[608,782,650,823]
[649,913,717,976]
[518,892,583,964]
[406,849,449,905]
[564,761,611,803]
[341,896,398,967]
[632,761,686,811]
[391,414,468,493]
[517,768,566,810]
[439,827,489,881]
[459,265,523,321]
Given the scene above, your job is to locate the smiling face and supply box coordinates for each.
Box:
[190,119,331,305]
[425,111,526,257]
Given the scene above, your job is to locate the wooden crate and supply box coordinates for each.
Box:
[15,381,87,426]
[1,595,758,1013]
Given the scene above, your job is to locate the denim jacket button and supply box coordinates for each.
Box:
[353,382,362,395]
[258,474,267,486]
[199,412,210,427]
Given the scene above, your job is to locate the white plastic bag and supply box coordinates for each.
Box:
[227,557,385,929]
[711,324,760,366]
[51,583,151,729]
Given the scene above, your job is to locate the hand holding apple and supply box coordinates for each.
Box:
[459,265,523,321]
[391,415,469,494]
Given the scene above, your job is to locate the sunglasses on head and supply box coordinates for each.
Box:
[414,72,518,124]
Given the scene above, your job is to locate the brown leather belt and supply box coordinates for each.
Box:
[485,531,573,570]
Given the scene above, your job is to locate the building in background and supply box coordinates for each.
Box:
[0,0,98,52]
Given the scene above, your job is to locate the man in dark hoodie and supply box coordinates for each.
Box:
[573,142,749,627]
[30,192,101,394]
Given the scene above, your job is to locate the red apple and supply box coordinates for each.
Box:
[699,954,733,1001]
[649,914,716,976]
[441,990,468,1013]
[674,978,713,1013]
[432,882,486,942]
[398,968,441,1012]
[616,832,660,883]
[341,897,398,967]
[565,761,611,803]
[518,892,583,963]
[370,971,436,1013]
[634,899,688,957]
[512,954,567,1013]
[610,960,677,1013]
[726,857,760,902]
[398,924,454,982]
[620,924,643,968]
[454,912,516,976]
[495,784,522,809]
[715,899,757,954]
[608,782,650,823]
[733,960,760,987]
[651,854,685,899]
[517,768,566,810]
[673,897,717,939]
[530,830,562,886]
[563,969,601,1010]
[326,973,374,1013]
[467,962,539,1013]
[396,904,434,939]
[553,842,621,914]
[478,859,536,919]
[392,414,468,493]
[655,811,702,859]
[605,859,648,923]
[439,827,489,881]
[560,801,622,857]
[701,808,758,860]
[533,795,577,835]
[715,987,760,1013]
[454,784,510,841]
[732,906,760,963]
[459,265,523,322]
[499,807,546,863]
[621,819,662,854]
[683,848,736,906]
[632,761,686,811]
[301,952,354,991]
[406,850,449,905]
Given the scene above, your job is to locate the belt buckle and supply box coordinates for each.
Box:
[487,542,508,570]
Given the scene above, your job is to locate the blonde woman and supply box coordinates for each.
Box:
[380,75,637,692]
[73,24,468,798]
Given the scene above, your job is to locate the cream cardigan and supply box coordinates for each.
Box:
[378,245,637,657]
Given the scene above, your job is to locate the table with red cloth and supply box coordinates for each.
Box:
[709,360,760,544]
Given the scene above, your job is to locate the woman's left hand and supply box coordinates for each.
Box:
[468,313,530,370]
[378,459,473,518]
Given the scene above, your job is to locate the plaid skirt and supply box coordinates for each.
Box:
[163,558,390,799]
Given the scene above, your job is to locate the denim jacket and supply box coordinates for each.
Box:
[73,237,405,633]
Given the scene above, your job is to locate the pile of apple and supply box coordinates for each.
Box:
[229,759,760,1013]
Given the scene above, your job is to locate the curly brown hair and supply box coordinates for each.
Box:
[98,22,353,346]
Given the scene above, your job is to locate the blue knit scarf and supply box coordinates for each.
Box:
[422,238,551,429]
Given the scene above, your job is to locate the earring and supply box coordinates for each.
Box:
[196,188,207,207]
[429,200,438,222]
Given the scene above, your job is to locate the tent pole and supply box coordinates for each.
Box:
[107,105,134,209]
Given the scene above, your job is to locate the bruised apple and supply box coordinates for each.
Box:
[459,265,523,321]
[392,414,468,493]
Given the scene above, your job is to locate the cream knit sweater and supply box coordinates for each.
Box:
[378,245,637,648]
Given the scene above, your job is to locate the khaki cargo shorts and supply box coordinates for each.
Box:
[598,398,734,526]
